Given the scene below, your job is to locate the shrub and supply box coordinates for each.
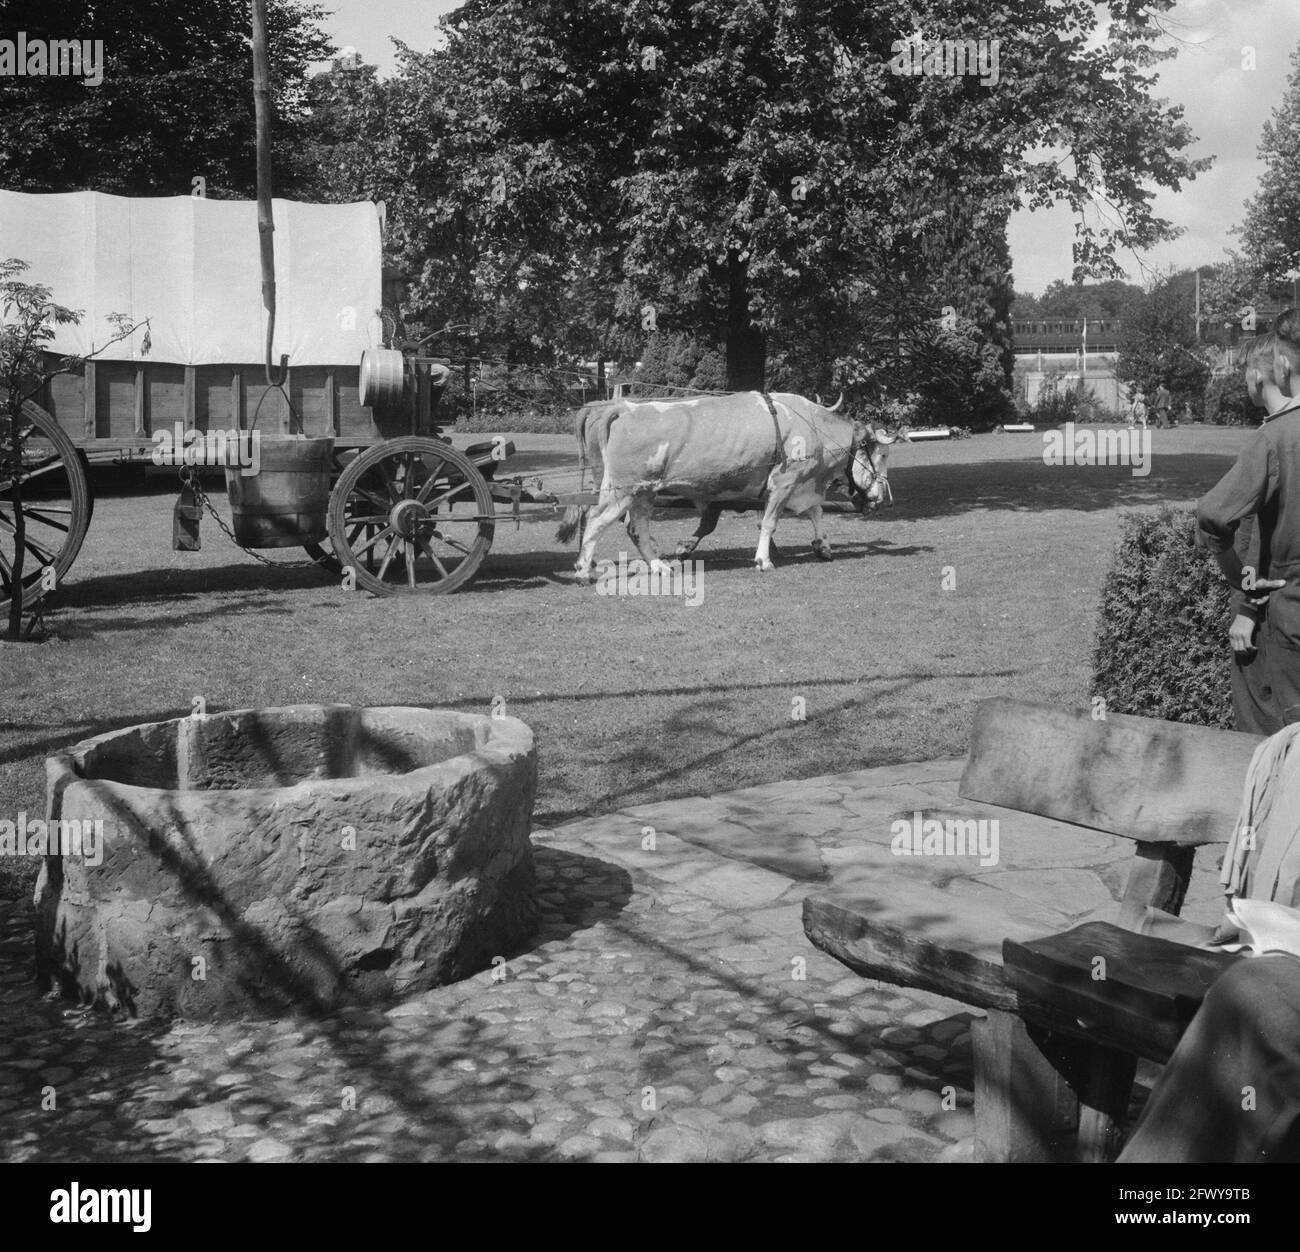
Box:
[1090,507,1234,728]
[1203,372,1256,426]
[1028,374,1114,425]
[859,392,922,430]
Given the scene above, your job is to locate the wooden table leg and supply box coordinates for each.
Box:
[972,1009,1080,1162]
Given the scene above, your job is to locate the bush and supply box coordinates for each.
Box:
[1029,374,1114,425]
[859,392,922,430]
[1203,372,1256,426]
[1090,507,1234,728]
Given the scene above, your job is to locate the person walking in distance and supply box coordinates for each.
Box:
[1130,388,1148,429]
[1154,382,1173,429]
[1196,310,1300,734]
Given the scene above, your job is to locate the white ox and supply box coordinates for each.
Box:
[556,391,902,578]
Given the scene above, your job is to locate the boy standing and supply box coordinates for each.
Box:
[1196,311,1300,734]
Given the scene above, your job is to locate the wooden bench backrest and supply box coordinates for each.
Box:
[958,699,1263,845]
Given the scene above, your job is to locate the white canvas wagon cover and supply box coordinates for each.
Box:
[0,190,384,367]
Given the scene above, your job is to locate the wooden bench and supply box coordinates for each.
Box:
[802,697,1262,1162]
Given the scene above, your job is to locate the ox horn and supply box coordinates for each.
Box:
[871,425,900,445]
[827,393,844,412]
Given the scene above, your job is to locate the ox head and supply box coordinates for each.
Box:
[847,422,908,512]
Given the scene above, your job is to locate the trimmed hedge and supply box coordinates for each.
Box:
[1090,507,1234,728]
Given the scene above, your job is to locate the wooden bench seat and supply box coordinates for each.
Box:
[802,697,1262,1162]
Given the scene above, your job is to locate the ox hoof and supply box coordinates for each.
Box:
[673,543,696,558]
[812,543,833,562]
[755,559,776,572]
[571,565,597,584]
[649,558,675,576]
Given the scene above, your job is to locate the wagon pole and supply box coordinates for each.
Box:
[251,0,289,400]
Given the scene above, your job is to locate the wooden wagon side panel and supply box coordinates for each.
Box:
[198,366,240,431]
[44,369,87,441]
[290,368,332,438]
[143,365,187,440]
[39,351,386,450]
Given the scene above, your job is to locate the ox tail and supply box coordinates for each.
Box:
[556,401,615,544]
[555,510,584,545]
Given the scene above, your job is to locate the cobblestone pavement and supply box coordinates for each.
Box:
[1,757,1174,1163]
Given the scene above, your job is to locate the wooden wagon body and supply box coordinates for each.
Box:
[36,352,445,457]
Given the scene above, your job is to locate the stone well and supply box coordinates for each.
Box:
[35,705,537,1019]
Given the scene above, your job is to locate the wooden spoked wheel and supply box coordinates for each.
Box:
[0,398,92,613]
[326,437,495,595]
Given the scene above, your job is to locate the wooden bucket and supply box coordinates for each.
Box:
[359,348,406,409]
[224,436,334,548]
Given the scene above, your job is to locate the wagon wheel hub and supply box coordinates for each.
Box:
[389,497,432,539]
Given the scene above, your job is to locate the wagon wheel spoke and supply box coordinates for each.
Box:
[353,486,392,514]
[435,533,472,557]
[414,534,452,579]
[425,479,475,511]
[22,534,58,566]
[0,517,60,566]
[398,460,421,501]
[18,506,74,534]
[377,458,399,494]
[350,524,398,561]
[375,537,400,582]
[7,455,65,482]
[413,459,448,504]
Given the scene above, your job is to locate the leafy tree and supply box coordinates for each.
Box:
[1010,289,1044,320]
[1038,278,1144,321]
[1011,279,1143,323]
[0,0,333,197]
[1241,42,1300,288]
[1116,270,1213,407]
[633,333,725,392]
[359,0,1207,396]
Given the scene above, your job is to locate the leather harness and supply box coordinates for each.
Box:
[759,391,788,469]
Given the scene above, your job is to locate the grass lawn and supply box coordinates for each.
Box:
[0,424,1249,898]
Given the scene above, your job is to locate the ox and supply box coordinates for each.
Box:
[555,391,903,579]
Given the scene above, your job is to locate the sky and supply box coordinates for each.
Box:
[315,0,1300,297]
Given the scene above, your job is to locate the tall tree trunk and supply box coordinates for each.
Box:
[725,253,766,392]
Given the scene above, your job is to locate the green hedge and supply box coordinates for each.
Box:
[1203,373,1256,426]
[1090,507,1234,728]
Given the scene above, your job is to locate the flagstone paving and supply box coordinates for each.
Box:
[0,756,1215,1162]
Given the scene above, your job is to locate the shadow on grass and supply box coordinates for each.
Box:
[493,666,1015,825]
[47,564,336,616]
